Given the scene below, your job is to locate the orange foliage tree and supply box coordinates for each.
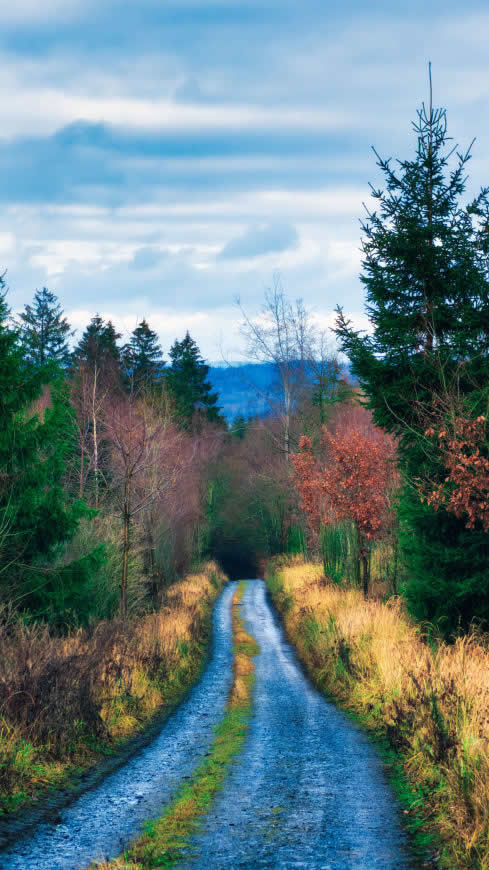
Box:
[424,414,489,532]
[292,417,398,595]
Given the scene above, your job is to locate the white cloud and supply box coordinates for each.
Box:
[0,1,85,24]
[65,302,371,362]
[0,233,15,257]
[0,78,354,139]
[67,304,240,359]
[4,0,489,364]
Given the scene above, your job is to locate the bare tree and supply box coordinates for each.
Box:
[103,394,184,617]
[237,275,343,455]
[70,358,120,507]
[306,330,352,425]
[237,276,307,457]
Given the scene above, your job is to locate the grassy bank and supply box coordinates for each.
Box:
[0,562,227,817]
[267,557,489,870]
[96,581,259,870]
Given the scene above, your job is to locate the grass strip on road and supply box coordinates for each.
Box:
[95,580,259,870]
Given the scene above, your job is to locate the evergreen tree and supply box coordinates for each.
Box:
[311,361,354,424]
[0,280,96,619]
[73,314,121,369]
[335,85,489,634]
[231,414,248,439]
[19,287,72,369]
[123,318,164,393]
[166,332,223,427]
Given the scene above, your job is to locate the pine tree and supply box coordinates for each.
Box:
[19,287,72,369]
[166,332,223,427]
[335,81,489,633]
[73,314,121,369]
[0,280,95,619]
[123,318,164,393]
[231,414,248,439]
[311,360,353,425]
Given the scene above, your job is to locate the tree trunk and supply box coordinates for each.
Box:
[391,537,399,596]
[79,436,85,499]
[121,479,131,618]
[319,383,326,425]
[362,552,370,598]
[283,383,291,459]
[145,522,160,606]
[92,366,99,510]
[424,61,434,354]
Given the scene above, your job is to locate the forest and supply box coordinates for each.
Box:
[1,90,489,870]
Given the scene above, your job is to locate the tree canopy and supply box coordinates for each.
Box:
[19,287,72,369]
[0,281,94,619]
[335,90,489,633]
[123,318,165,393]
[166,332,224,427]
[73,314,122,370]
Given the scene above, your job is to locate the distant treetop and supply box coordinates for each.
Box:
[19,287,72,370]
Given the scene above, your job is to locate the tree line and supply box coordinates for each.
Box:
[2,82,489,641]
[0,284,227,624]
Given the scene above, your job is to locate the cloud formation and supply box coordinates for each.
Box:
[218,222,299,259]
[1,1,489,358]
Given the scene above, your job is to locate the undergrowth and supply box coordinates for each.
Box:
[97,580,259,870]
[266,556,489,870]
[0,562,227,816]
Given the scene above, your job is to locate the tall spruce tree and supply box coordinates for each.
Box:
[123,318,164,393]
[0,280,97,620]
[166,332,223,427]
[73,314,121,369]
[335,83,489,634]
[19,287,72,369]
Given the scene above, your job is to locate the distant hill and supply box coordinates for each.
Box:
[207,361,352,423]
[207,363,277,422]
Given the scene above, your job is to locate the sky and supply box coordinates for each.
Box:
[2,0,489,359]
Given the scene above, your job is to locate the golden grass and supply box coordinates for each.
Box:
[95,582,259,870]
[0,562,227,816]
[267,556,489,870]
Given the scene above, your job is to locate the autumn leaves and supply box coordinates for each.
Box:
[291,405,398,595]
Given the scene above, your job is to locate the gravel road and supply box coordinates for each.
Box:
[1,579,414,869]
[180,580,413,869]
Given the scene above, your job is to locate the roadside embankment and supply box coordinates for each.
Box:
[0,562,227,817]
[266,556,489,870]
[97,580,259,869]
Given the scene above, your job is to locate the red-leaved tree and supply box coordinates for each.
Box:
[424,414,489,532]
[292,411,398,595]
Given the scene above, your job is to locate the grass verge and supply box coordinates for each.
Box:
[0,562,227,819]
[96,580,259,870]
[266,556,489,870]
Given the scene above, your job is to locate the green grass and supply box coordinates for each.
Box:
[98,581,259,870]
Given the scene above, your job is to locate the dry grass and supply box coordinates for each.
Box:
[0,562,227,816]
[267,556,489,870]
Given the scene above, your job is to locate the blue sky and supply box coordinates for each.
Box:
[1,0,489,358]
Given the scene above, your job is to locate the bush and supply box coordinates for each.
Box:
[0,562,227,813]
[320,521,360,585]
